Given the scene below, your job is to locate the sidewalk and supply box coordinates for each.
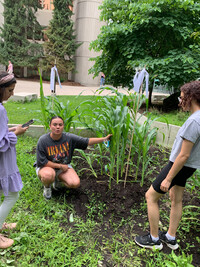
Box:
[14,79,169,101]
[14,79,124,96]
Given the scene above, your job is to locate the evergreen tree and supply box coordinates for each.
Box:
[0,0,43,73]
[42,0,79,76]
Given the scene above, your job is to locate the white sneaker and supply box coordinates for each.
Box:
[43,186,52,199]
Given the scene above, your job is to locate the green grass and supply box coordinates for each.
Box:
[147,108,190,126]
[0,137,199,266]
[4,95,96,125]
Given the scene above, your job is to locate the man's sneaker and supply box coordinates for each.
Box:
[159,231,179,250]
[43,186,52,199]
[135,233,163,250]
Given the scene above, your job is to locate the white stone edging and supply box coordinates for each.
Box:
[136,114,179,148]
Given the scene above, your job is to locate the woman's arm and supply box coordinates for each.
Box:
[14,125,28,136]
[44,161,69,172]
[88,134,112,145]
[160,139,194,192]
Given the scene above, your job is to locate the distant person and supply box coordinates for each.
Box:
[7,61,13,74]
[0,72,28,249]
[36,116,112,199]
[100,72,105,86]
[135,81,200,251]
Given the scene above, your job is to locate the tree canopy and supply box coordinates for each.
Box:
[90,0,200,99]
[42,0,80,75]
[0,0,43,69]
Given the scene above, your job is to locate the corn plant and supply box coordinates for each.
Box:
[39,69,49,130]
[45,96,79,132]
[39,71,79,132]
[79,87,160,188]
[124,91,147,186]
[79,87,133,187]
[133,116,158,186]
[73,149,100,178]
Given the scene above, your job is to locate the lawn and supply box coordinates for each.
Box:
[147,108,190,126]
[4,95,96,125]
[0,136,199,266]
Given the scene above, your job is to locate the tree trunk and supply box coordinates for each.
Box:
[148,80,154,107]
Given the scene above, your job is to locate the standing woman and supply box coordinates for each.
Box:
[0,72,28,249]
[135,80,200,250]
[7,61,13,74]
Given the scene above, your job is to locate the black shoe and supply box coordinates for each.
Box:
[159,231,179,250]
[135,233,163,250]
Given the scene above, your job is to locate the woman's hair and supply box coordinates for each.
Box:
[49,116,64,124]
[180,80,200,108]
[0,71,16,103]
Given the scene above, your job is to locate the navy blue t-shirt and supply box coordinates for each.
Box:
[36,132,89,167]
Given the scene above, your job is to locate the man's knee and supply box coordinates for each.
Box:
[170,193,183,207]
[145,186,160,203]
[169,187,184,206]
[67,178,80,188]
[38,168,55,184]
[145,190,151,203]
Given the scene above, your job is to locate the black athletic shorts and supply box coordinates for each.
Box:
[152,161,196,194]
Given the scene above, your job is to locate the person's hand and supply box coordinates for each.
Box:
[104,134,112,141]
[60,164,68,172]
[160,179,171,192]
[9,126,17,132]
[14,125,28,136]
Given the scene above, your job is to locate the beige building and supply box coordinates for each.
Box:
[0,0,104,86]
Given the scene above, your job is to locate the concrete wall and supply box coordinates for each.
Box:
[137,114,179,148]
[0,1,3,27]
[73,0,104,86]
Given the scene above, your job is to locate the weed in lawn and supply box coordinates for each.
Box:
[85,193,106,222]
[180,205,200,233]
[186,170,200,193]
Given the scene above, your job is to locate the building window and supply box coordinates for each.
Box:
[40,0,54,10]
[40,1,73,11]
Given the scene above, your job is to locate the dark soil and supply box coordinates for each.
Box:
[50,146,200,266]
